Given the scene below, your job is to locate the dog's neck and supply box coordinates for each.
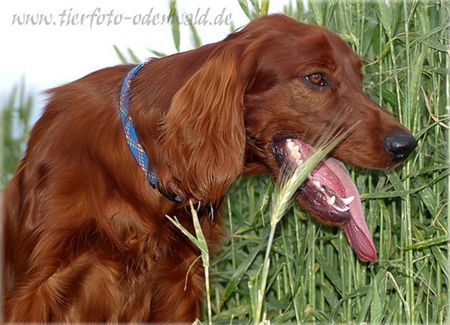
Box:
[119,60,182,203]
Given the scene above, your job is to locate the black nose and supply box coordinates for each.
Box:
[384,132,417,162]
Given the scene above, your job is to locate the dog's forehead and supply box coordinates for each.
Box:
[254,31,339,75]
[293,30,361,74]
[239,15,363,77]
[297,31,337,63]
[292,28,361,68]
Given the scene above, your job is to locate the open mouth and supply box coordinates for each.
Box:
[272,136,377,262]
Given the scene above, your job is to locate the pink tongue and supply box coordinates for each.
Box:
[319,158,377,262]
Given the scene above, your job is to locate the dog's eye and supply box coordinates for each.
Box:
[305,73,328,87]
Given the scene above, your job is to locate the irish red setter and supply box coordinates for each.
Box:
[2,14,416,322]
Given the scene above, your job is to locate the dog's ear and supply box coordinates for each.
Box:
[160,44,253,202]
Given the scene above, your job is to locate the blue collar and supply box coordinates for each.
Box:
[119,62,182,202]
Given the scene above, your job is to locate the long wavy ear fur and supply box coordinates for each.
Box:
[160,45,251,202]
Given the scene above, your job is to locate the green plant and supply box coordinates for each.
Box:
[1,79,33,187]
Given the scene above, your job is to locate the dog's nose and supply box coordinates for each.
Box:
[384,132,417,162]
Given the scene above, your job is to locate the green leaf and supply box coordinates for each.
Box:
[260,0,270,16]
[113,44,128,64]
[385,169,405,192]
[316,255,342,295]
[147,49,167,58]
[166,215,200,248]
[370,274,383,324]
[169,0,180,52]
[222,231,268,302]
[127,48,140,64]
[188,19,202,48]
[402,235,449,251]
[238,0,252,20]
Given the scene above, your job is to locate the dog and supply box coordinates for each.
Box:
[2,14,416,322]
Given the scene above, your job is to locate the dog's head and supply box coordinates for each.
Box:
[159,14,416,261]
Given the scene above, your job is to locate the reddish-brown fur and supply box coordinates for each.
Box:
[3,15,412,322]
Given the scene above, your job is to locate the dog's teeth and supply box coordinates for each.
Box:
[333,205,350,212]
[294,158,303,166]
[327,195,336,205]
[341,196,355,205]
[288,143,299,150]
[310,178,325,192]
[289,147,301,158]
[288,146,298,155]
[289,144,298,151]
